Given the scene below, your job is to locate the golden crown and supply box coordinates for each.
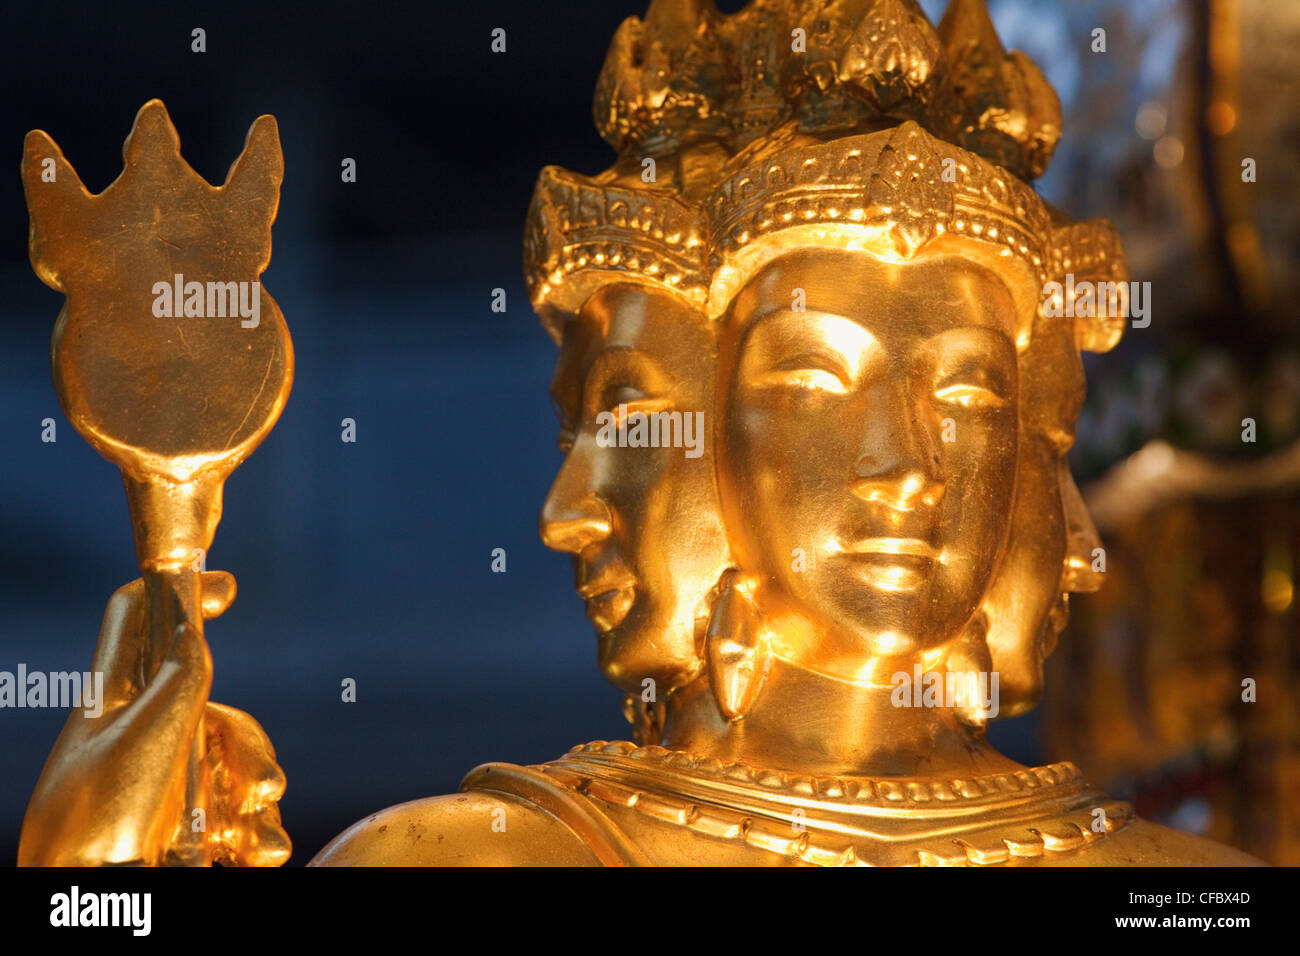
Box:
[524,0,1126,353]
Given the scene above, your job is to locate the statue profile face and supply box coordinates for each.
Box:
[983,310,1104,714]
[717,247,1021,674]
[541,283,730,694]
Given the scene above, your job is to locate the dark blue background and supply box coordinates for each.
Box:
[2,0,1055,864]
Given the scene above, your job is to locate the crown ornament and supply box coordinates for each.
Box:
[935,0,1061,181]
[525,0,1125,355]
[523,166,709,342]
[593,0,735,159]
[782,0,943,130]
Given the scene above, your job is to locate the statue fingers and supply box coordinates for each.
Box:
[91,578,149,708]
[202,701,291,866]
[124,622,213,741]
[199,570,236,621]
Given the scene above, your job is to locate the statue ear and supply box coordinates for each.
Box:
[704,569,771,720]
[21,129,92,291]
[221,114,283,272]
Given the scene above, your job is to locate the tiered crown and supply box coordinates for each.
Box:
[524,0,1126,354]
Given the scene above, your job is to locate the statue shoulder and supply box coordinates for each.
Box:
[1107,818,1267,866]
[309,775,604,866]
[1060,817,1267,867]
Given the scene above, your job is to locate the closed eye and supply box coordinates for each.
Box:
[755,356,851,394]
[608,397,672,425]
[935,383,1008,409]
[587,381,669,424]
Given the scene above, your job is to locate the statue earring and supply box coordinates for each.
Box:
[945,611,995,730]
[705,569,772,720]
[622,693,667,746]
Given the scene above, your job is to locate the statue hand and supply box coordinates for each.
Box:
[18,573,288,866]
[202,701,291,866]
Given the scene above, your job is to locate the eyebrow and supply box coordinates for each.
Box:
[923,324,1016,353]
[745,310,877,365]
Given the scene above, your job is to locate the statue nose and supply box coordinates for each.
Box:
[1060,461,1104,593]
[851,392,945,510]
[851,466,944,511]
[540,491,612,554]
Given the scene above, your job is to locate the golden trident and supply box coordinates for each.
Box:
[21,100,292,864]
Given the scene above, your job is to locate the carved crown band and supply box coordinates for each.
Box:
[524,120,1127,353]
[523,166,710,343]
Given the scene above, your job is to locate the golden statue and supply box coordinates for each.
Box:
[19,0,1263,866]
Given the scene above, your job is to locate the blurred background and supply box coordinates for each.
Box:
[0,0,1295,865]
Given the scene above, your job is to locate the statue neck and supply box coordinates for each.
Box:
[660,654,1023,779]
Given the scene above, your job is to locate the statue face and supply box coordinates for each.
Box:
[983,311,1104,715]
[718,248,1020,673]
[541,284,730,693]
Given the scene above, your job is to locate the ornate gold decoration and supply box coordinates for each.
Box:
[935,0,1060,180]
[524,166,709,340]
[525,0,1117,348]
[701,121,1059,319]
[1050,219,1131,353]
[790,0,942,119]
[501,740,1135,867]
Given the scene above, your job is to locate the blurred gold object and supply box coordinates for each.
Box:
[1051,439,1300,864]
[18,100,292,866]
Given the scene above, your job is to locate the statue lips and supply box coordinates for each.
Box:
[575,554,636,634]
[833,537,940,592]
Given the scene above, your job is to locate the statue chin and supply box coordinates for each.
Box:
[596,623,702,697]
